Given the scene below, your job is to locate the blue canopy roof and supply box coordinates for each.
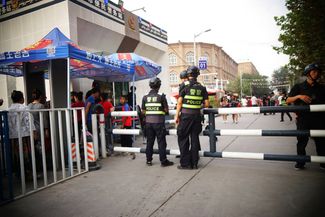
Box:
[0,28,160,81]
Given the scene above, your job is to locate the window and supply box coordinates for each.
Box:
[186,52,194,65]
[169,53,177,66]
[203,52,209,64]
[203,75,210,83]
[169,72,178,84]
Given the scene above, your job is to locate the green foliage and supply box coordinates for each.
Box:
[274,0,325,78]
[271,66,295,92]
[208,95,218,108]
[226,73,270,97]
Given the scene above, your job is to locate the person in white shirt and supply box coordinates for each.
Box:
[251,95,258,106]
[8,90,35,175]
[241,96,248,107]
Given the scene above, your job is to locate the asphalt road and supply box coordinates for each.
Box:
[1,113,325,217]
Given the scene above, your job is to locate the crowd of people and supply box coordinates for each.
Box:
[219,90,295,124]
[71,83,136,159]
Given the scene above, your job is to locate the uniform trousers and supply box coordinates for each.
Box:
[177,114,202,167]
[146,123,167,163]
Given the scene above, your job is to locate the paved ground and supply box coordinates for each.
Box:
[1,113,325,217]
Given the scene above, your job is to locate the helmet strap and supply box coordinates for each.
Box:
[307,73,319,85]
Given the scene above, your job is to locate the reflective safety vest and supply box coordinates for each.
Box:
[145,101,165,115]
[182,82,204,112]
[143,90,166,123]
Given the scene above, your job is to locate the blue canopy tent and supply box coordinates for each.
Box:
[0,28,162,81]
[72,52,162,82]
[0,27,132,77]
[72,52,163,107]
[0,28,161,108]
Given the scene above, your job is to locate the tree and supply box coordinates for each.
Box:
[226,73,270,97]
[270,66,295,92]
[274,0,325,79]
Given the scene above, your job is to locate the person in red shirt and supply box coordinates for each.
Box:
[71,92,85,136]
[99,92,114,117]
[247,96,252,107]
[99,92,114,154]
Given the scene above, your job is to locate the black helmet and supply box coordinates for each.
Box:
[180,70,187,79]
[304,63,321,76]
[149,77,161,89]
[186,66,200,78]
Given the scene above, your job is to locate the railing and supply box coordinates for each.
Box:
[0,111,13,204]
[202,105,325,163]
[108,105,325,165]
[0,107,88,203]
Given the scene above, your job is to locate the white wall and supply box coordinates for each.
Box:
[0,1,70,107]
[134,37,169,105]
[67,0,169,103]
[1,0,168,108]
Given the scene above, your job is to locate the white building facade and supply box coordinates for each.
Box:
[0,0,169,108]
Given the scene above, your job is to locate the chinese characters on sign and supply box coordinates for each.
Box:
[0,0,42,16]
[138,18,168,41]
[0,0,168,43]
[86,0,124,21]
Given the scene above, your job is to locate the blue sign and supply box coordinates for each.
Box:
[198,59,207,70]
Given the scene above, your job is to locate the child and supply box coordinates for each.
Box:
[119,96,135,159]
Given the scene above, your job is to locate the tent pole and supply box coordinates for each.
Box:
[132,74,135,111]
[113,82,116,106]
[132,74,135,141]
[67,58,71,109]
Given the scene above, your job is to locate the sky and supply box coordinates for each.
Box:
[116,0,289,78]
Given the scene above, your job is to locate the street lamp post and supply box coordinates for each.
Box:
[239,72,243,98]
[130,7,146,13]
[193,29,211,65]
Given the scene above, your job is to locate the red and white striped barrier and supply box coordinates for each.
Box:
[87,142,96,163]
[71,143,77,162]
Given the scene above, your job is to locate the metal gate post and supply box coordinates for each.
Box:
[91,114,99,159]
[3,112,13,200]
[99,113,107,158]
[208,112,217,153]
[107,113,114,152]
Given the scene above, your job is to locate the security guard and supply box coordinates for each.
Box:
[179,70,190,93]
[142,77,174,167]
[175,66,209,169]
[287,63,325,170]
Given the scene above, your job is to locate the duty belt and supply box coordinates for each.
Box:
[181,108,201,114]
[146,115,165,123]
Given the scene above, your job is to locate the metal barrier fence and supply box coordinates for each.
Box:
[0,108,88,203]
[0,111,13,205]
[109,105,325,164]
[203,105,325,163]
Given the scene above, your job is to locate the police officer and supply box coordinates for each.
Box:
[175,66,209,169]
[287,63,325,170]
[179,70,190,93]
[142,77,174,167]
